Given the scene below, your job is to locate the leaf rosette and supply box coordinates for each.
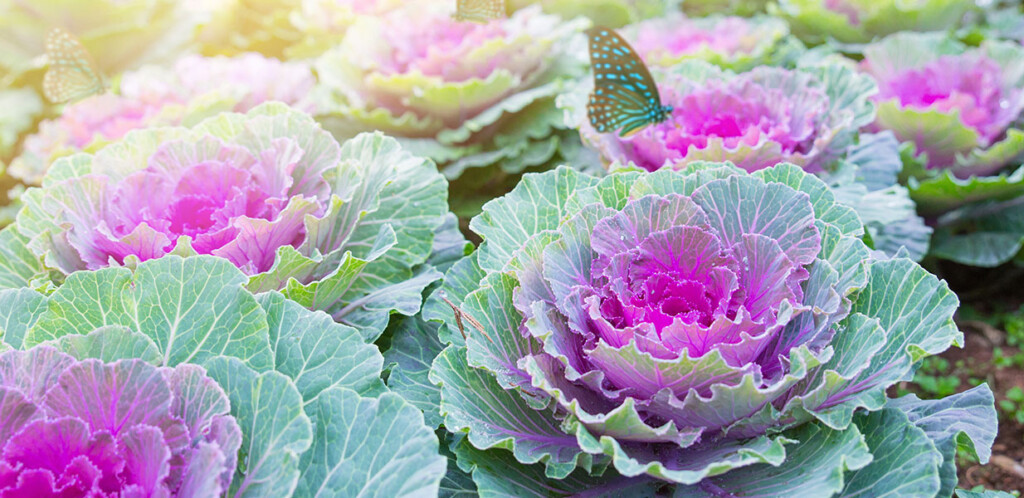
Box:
[9,103,458,340]
[562,60,931,259]
[567,61,875,174]
[8,53,316,186]
[425,164,996,495]
[313,1,588,180]
[0,255,447,497]
[770,0,975,45]
[862,33,1024,180]
[622,13,793,71]
[0,348,240,496]
[860,33,1024,266]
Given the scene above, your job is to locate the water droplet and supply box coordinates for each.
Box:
[1000,99,1010,109]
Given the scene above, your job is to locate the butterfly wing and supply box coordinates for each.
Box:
[453,0,506,23]
[42,27,106,104]
[586,27,671,136]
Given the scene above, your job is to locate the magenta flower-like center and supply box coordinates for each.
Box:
[879,55,1013,142]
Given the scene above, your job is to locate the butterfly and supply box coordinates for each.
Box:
[42,27,107,104]
[586,26,673,137]
[453,0,506,23]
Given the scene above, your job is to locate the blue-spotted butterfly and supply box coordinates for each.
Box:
[453,0,505,23]
[42,27,107,104]
[586,27,673,136]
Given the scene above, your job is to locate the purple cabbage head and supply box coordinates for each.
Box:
[570,61,875,174]
[428,163,991,492]
[0,347,239,496]
[861,33,1024,178]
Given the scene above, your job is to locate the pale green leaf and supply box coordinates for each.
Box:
[841,408,942,497]
[46,326,161,364]
[0,288,46,350]
[384,316,446,428]
[24,256,274,370]
[295,388,446,497]
[888,385,998,498]
[258,291,384,402]
[204,356,313,498]
[430,346,586,479]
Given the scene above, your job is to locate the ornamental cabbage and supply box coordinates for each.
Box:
[8,103,458,340]
[770,0,976,45]
[623,13,792,71]
[313,1,587,187]
[0,255,447,496]
[570,62,874,174]
[0,348,239,496]
[424,164,996,496]
[862,33,1024,179]
[563,59,931,260]
[8,53,315,185]
[860,33,1024,267]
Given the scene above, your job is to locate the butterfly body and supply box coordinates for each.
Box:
[453,0,506,23]
[43,27,107,104]
[586,27,672,136]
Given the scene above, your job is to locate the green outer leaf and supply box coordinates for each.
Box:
[772,0,973,45]
[430,345,588,479]
[258,291,385,402]
[0,226,43,289]
[449,434,661,498]
[204,356,313,498]
[427,212,473,274]
[471,166,600,273]
[681,0,768,16]
[852,258,962,356]
[439,434,479,498]
[674,422,872,497]
[384,316,446,428]
[930,231,1024,268]
[46,326,162,364]
[422,252,486,347]
[887,385,998,498]
[573,420,790,484]
[793,258,961,429]
[295,388,446,497]
[930,196,1024,267]
[754,162,864,237]
[840,408,942,497]
[910,166,1024,217]
[0,288,46,350]
[24,256,274,371]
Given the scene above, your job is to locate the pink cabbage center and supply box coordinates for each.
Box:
[877,54,1016,143]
